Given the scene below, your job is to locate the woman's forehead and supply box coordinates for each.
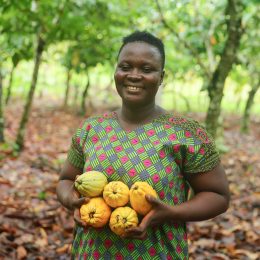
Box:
[118,42,162,63]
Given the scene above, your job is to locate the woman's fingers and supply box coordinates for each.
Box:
[72,197,89,208]
[74,209,87,227]
[145,194,161,205]
[72,197,90,227]
[124,227,147,240]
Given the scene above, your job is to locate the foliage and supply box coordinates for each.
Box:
[0,0,259,145]
[0,1,259,257]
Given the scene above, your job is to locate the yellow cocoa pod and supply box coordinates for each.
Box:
[103,181,129,208]
[80,197,111,228]
[129,181,158,215]
[75,171,108,197]
[109,206,138,236]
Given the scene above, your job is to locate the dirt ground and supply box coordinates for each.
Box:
[0,99,259,259]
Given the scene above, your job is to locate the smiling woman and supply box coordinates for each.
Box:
[115,41,164,112]
[56,31,230,259]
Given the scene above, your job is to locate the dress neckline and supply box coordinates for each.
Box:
[110,111,170,133]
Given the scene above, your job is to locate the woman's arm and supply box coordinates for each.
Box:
[172,163,230,221]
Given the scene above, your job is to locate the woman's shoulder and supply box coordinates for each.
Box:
[157,113,202,128]
[157,113,213,142]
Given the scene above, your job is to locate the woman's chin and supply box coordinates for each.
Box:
[123,95,146,105]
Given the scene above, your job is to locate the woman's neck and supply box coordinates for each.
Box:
[117,103,165,125]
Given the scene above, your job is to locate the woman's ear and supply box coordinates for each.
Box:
[160,70,165,85]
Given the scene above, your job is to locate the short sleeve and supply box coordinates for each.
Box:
[67,120,90,169]
[182,122,220,175]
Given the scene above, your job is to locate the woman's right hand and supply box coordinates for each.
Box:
[73,199,89,227]
[66,181,90,227]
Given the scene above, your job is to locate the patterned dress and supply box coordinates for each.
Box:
[67,112,220,260]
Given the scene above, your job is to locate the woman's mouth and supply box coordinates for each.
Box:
[126,86,143,92]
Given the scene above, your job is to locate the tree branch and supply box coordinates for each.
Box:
[204,19,218,73]
[154,0,211,79]
[208,0,244,98]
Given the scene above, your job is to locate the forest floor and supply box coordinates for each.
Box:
[0,98,259,260]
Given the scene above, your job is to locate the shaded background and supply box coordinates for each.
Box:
[0,0,259,259]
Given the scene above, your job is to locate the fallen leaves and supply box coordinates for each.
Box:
[0,101,259,259]
[188,115,260,260]
[16,245,27,260]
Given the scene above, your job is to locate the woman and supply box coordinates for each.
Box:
[56,31,230,259]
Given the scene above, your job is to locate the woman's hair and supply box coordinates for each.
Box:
[118,31,165,69]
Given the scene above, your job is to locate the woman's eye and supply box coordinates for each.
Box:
[142,67,152,73]
[121,65,131,71]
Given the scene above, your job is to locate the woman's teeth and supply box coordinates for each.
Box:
[127,86,140,91]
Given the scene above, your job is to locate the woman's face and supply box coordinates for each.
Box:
[114,42,164,107]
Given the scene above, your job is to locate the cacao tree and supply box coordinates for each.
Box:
[239,2,260,132]
[0,65,4,143]
[1,0,91,150]
[155,0,245,138]
[205,0,244,138]
[4,37,33,104]
[60,1,122,114]
[15,30,45,149]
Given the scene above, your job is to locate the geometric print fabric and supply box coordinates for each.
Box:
[68,112,220,259]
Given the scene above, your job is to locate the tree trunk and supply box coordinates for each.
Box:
[5,62,18,105]
[205,0,244,138]
[80,73,90,115]
[63,68,72,108]
[241,78,259,133]
[0,67,4,143]
[235,94,242,112]
[179,91,191,112]
[15,34,45,150]
[73,84,79,108]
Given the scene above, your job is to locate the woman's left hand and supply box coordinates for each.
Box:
[123,195,173,240]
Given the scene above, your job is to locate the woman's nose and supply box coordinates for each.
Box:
[127,69,142,81]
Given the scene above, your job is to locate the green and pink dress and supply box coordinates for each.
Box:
[67,112,220,260]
